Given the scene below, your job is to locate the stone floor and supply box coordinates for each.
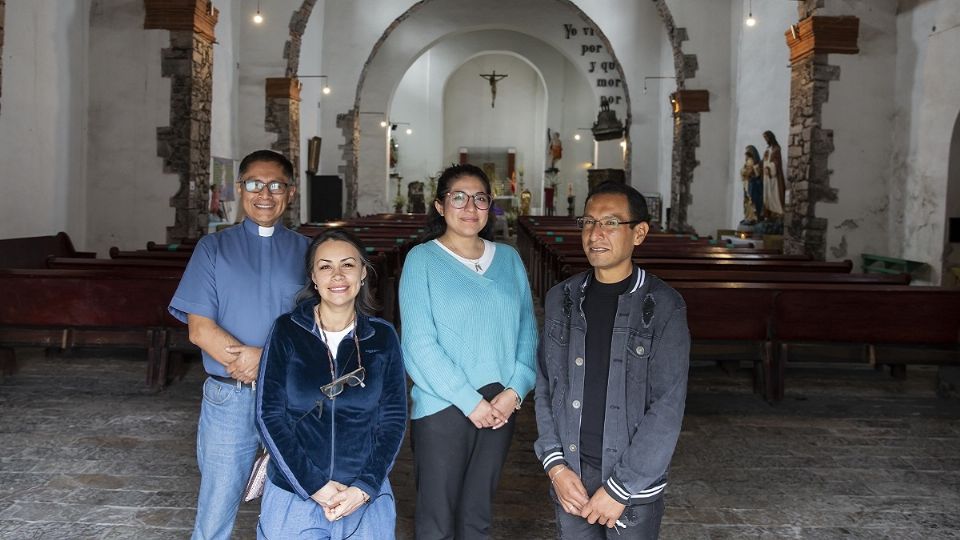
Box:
[1,349,959,539]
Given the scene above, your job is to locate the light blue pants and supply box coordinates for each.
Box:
[192,377,260,540]
[257,477,397,540]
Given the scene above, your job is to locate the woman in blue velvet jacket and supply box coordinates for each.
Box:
[256,229,407,539]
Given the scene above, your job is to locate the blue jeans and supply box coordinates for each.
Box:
[257,477,396,540]
[192,377,260,540]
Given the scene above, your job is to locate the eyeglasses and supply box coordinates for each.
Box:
[576,217,642,230]
[237,179,290,194]
[320,366,366,399]
[316,308,365,400]
[445,191,491,210]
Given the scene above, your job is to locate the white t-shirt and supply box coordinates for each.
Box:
[433,239,496,275]
[321,323,355,360]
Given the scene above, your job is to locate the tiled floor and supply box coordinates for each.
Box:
[1,349,958,539]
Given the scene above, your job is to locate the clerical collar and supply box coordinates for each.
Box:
[242,217,283,237]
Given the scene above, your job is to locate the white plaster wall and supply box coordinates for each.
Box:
[666,0,734,238]
[888,0,938,258]
[903,1,960,283]
[0,0,89,244]
[85,0,172,256]
[728,0,794,232]
[236,0,305,157]
[818,0,898,265]
[946,113,960,278]
[211,0,242,224]
[297,0,327,223]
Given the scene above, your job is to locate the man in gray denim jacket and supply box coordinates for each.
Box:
[534,182,690,539]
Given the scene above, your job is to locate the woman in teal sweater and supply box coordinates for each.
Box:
[399,164,538,540]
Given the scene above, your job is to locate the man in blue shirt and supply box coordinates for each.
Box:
[169,150,309,540]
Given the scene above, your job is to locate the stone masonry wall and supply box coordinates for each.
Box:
[265,96,301,226]
[337,110,358,217]
[784,54,838,259]
[159,30,215,242]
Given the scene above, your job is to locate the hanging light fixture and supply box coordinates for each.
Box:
[745,0,756,27]
[253,0,263,24]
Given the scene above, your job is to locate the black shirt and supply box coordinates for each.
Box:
[579,267,636,470]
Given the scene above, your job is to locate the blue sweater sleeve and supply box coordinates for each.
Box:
[399,246,483,416]
[256,318,328,500]
[505,248,538,401]
[351,326,408,499]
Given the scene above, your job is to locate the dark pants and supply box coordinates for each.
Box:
[411,383,515,540]
[554,462,664,540]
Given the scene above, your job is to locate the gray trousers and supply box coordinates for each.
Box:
[553,462,664,540]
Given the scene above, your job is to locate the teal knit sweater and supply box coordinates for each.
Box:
[399,241,538,420]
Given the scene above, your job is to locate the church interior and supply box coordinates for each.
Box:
[1,0,959,538]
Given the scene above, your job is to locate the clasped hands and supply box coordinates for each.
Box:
[550,466,625,528]
[466,389,518,430]
[311,481,370,522]
[223,345,262,384]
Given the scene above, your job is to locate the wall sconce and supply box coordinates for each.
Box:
[643,75,678,95]
[298,75,331,95]
[390,121,412,135]
[253,0,263,24]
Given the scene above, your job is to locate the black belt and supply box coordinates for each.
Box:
[209,374,255,388]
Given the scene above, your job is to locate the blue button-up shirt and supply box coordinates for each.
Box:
[168,218,310,377]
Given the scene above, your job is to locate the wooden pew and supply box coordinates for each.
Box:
[769,285,960,400]
[0,268,194,389]
[0,232,96,269]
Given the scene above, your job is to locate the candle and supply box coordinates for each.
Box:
[567,183,573,197]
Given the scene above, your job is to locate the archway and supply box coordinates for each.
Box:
[282,0,698,217]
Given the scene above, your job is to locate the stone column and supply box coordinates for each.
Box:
[667,90,709,234]
[265,77,302,227]
[337,110,359,217]
[144,0,218,242]
[783,16,859,259]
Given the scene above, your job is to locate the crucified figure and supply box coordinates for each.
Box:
[479,70,508,108]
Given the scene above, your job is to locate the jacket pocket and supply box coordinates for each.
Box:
[546,320,569,346]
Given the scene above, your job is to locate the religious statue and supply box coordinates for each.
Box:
[479,70,508,108]
[209,183,226,221]
[389,136,398,169]
[407,181,426,214]
[761,131,786,218]
[547,129,563,171]
[740,145,763,223]
[520,189,531,216]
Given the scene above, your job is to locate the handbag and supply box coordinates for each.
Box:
[242,450,270,502]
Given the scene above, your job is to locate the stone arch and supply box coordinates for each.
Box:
[286,0,698,218]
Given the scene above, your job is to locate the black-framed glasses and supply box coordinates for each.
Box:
[237,179,290,194]
[576,217,642,230]
[445,191,491,210]
[320,366,366,399]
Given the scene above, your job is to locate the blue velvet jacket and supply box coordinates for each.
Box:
[256,299,408,500]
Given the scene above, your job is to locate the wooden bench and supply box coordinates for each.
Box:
[770,285,960,399]
[0,232,96,268]
[0,268,194,389]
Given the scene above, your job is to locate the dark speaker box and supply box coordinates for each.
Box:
[309,174,343,222]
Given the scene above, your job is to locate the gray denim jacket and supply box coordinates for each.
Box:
[534,267,690,505]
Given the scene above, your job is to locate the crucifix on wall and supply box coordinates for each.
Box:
[479,70,508,108]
